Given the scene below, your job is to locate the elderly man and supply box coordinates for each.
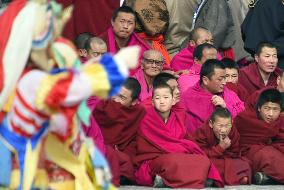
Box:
[238,42,282,98]
[100,6,151,75]
[178,43,218,93]
[183,59,244,133]
[133,50,164,101]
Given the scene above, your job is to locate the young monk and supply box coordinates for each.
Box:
[193,107,251,185]
[222,58,248,101]
[235,88,284,185]
[134,83,223,188]
[91,78,146,186]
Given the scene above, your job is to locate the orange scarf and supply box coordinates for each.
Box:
[137,32,171,65]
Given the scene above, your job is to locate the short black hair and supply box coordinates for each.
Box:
[193,43,216,61]
[222,58,239,71]
[124,77,141,100]
[153,73,177,88]
[256,88,282,112]
[255,42,277,56]
[210,107,232,122]
[200,59,225,84]
[112,6,136,22]
[152,83,173,97]
[74,32,94,49]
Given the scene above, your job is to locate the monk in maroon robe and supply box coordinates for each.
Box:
[170,27,214,72]
[235,88,284,184]
[193,107,251,185]
[90,78,146,186]
[238,42,282,99]
[183,59,244,133]
[222,58,248,102]
[99,6,151,75]
[134,83,224,188]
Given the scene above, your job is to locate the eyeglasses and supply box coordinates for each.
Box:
[143,58,164,67]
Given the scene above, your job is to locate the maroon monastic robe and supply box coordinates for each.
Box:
[235,109,284,183]
[57,0,119,40]
[238,62,282,98]
[93,100,146,186]
[193,123,251,185]
[183,83,245,133]
[225,82,249,102]
[134,106,224,188]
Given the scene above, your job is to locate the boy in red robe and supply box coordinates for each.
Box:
[235,88,284,185]
[134,83,224,188]
[193,107,251,185]
[90,78,146,186]
[222,58,248,102]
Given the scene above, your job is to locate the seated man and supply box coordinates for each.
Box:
[100,6,151,75]
[235,89,284,185]
[74,32,94,63]
[85,36,107,60]
[133,50,164,101]
[89,78,146,186]
[178,43,218,93]
[170,27,216,71]
[193,107,251,185]
[183,59,244,133]
[238,42,282,98]
[134,83,223,188]
[222,58,248,101]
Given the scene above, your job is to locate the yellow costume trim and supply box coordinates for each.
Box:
[2,89,16,112]
[35,72,68,114]
[23,141,42,190]
[9,169,20,189]
[49,180,75,190]
[82,64,110,99]
[33,169,49,189]
[44,134,95,190]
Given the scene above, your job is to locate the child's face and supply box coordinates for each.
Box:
[209,116,232,140]
[153,88,174,113]
[225,68,238,83]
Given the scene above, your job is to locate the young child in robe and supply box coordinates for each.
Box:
[134,83,223,189]
[193,107,251,185]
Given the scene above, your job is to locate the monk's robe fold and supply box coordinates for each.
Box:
[170,44,196,71]
[238,62,281,99]
[235,109,284,183]
[193,124,251,185]
[57,0,119,40]
[100,28,151,75]
[93,100,146,185]
[225,82,248,102]
[170,44,222,72]
[132,69,153,102]
[183,83,244,133]
[178,63,201,93]
[134,106,224,189]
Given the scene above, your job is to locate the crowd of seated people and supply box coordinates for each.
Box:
[70,3,284,189]
[1,0,283,189]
